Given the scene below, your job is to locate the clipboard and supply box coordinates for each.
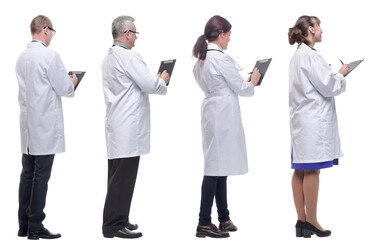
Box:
[249,58,272,86]
[68,71,86,91]
[344,59,364,76]
[158,59,176,76]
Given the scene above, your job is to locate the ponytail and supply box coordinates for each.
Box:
[192,15,232,60]
[193,35,208,60]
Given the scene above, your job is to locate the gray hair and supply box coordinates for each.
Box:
[112,15,135,39]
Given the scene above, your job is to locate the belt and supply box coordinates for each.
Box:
[205,88,234,98]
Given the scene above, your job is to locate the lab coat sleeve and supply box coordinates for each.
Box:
[217,55,254,97]
[127,52,167,95]
[47,54,75,97]
[306,54,346,97]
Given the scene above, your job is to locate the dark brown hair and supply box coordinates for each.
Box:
[288,15,320,45]
[30,15,52,34]
[192,15,232,60]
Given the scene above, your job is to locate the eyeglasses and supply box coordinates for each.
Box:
[124,30,139,38]
[44,26,56,36]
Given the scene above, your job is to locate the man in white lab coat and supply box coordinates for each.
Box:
[15,15,77,239]
[101,15,169,239]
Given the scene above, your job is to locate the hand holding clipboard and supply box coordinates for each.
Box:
[248,58,272,86]
[339,59,364,76]
[157,59,176,86]
[68,71,86,90]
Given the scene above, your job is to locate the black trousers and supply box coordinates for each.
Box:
[18,154,55,232]
[198,176,230,226]
[102,156,140,234]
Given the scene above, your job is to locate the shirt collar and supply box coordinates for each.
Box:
[31,40,47,47]
[113,41,130,50]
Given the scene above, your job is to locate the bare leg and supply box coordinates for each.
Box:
[303,169,325,231]
[292,170,306,221]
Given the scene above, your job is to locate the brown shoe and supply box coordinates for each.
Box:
[196,224,230,238]
[219,220,238,232]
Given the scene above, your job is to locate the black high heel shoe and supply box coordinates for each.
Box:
[295,220,305,237]
[302,221,331,238]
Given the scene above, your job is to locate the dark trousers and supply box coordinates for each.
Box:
[18,154,55,232]
[198,176,230,226]
[102,156,140,234]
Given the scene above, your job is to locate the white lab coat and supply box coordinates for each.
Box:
[193,43,255,176]
[16,41,75,155]
[102,45,167,159]
[289,43,346,163]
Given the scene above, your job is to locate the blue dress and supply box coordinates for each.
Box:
[291,154,339,170]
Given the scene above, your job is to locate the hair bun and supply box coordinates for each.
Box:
[288,15,320,45]
[288,27,304,45]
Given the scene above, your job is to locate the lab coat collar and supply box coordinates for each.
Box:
[207,43,223,52]
[301,42,317,51]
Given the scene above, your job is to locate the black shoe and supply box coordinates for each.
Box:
[196,224,230,238]
[103,227,142,239]
[18,228,28,237]
[28,228,61,239]
[219,220,237,232]
[295,220,305,237]
[302,222,331,238]
[125,222,138,231]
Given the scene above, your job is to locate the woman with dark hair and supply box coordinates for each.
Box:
[193,15,261,238]
[288,15,349,238]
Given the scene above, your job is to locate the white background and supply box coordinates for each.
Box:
[0,0,377,239]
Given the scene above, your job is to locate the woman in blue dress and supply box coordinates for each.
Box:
[288,15,349,238]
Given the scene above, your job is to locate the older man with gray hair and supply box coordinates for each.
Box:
[101,16,170,238]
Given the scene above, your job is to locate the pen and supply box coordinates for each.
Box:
[339,59,344,65]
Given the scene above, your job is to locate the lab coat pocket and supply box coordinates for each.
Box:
[136,105,151,138]
[321,120,333,152]
[55,111,65,140]
[20,112,28,133]
[20,112,29,151]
